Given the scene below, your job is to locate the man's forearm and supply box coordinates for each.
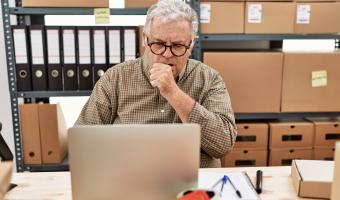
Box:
[164,88,195,123]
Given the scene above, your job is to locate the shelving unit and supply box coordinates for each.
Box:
[2,0,340,172]
[1,0,151,172]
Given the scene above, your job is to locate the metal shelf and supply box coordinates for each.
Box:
[13,91,92,98]
[25,156,69,172]
[236,112,340,120]
[9,7,148,15]
[201,34,340,41]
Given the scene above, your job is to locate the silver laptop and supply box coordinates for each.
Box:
[68,124,200,200]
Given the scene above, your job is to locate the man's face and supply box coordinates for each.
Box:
[145,18,194,78]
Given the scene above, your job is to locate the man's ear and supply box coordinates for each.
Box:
[142,32,148,47]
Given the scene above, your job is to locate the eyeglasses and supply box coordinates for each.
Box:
[146,37,192,57]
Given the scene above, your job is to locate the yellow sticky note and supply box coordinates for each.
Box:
[312,70,327,87]
[94,8,110,24]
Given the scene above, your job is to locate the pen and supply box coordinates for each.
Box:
[228,177,242,198]
[220,175,228,196]
[256,170,263,194]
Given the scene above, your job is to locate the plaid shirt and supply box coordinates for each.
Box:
[75,55,236,168]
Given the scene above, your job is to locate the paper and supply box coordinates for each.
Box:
[63,30,76,64]
[78,30,91,64]
[46,29,60,64]
[94,8,110,24]
[199,172,260,200]
[296,5,311,24]
[30,30,44,65]
[200,4,211,24]
[312,70,327,87]
[124,29,136,61]
[109,29,121,64]
[94,30,106,64]
[248,4,262,24]
[13,29,28,64]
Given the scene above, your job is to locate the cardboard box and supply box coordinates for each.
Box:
[125,0,157,8]
[269,148,312,166]
[19,104,42,164]
[308,118,340,147]
[294,2,340,33]
[222,149,267,167]
[234,123,268,149]
[331,142,340,200]
[291,160,333,199]
[314,147,335,160]
[22,0,108,7]
[200,2,244,34]
[269,121,313,149]
[281,52,340,112]
[0,161,12,200]
[203,52,283,113]
[245,2,295,33]
[38,104,68,164]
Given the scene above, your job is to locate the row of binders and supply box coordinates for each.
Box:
[12,25,139,91]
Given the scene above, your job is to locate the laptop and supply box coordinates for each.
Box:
[68,124,200,200]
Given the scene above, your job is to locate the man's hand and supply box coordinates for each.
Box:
[149,63,195,123]
[150,63,179,98]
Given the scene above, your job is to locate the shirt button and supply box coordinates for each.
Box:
[161,109,165,113]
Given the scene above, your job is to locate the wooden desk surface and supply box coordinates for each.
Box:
[5,166,314,200]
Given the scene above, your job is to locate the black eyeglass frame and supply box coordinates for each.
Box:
[146,37,192,57]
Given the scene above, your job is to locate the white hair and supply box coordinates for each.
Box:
[144,0,198,37]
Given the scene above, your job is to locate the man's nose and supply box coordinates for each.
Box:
[162,46,173,58]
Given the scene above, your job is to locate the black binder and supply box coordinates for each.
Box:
[12,25,32,91]
[46,26,63,91]
[92,27,108,83]
[122,27,139,62]
[29,25,48,91]
[77,27,93,90]
[107,27,121,69]
[61,27,78,90]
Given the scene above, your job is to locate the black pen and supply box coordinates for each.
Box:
[228,177,242,198]
[256,170,263,194]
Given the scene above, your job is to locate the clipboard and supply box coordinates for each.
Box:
[198,171,260,200]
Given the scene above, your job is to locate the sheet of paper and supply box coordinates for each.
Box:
[63,30,76,64]
[199,171,260,200]
[78,30,91,64]
[13,29,28,64]
[296,5,311,24]
[109,29,121,64]
[312,70,327,87]
[47,29,60,64]
[30,30,44,65]
[94,8,110,24]
[248,4,262,24]
[200,4,211,24]
[124,29,136,61]
[94,30,106,64]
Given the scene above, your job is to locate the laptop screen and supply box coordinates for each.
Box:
[68,124,200,200]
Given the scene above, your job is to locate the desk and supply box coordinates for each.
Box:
[5,166,314,200]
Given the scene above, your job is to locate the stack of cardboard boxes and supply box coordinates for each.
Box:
[200,0,340,34]
[269,121,313,166]
[309,118,340,160]
[222,122,268,167]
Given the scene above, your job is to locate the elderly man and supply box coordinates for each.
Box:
[75,0,236,168]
